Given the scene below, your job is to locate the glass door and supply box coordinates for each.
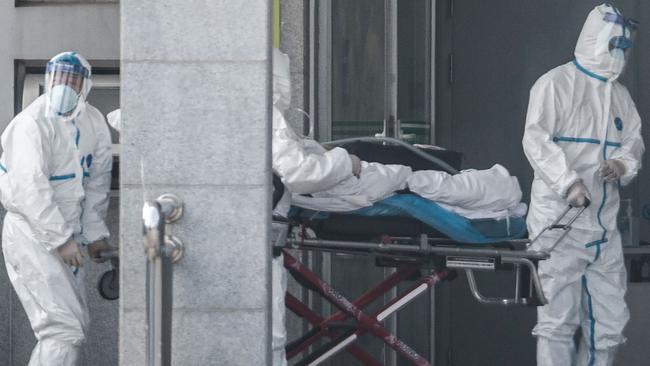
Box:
[324,0,433,144]
[330,0,386,140]
[397,0,432,144]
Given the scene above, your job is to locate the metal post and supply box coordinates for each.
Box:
[142,194,185,366]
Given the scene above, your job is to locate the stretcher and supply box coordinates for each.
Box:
[272,137,584,366]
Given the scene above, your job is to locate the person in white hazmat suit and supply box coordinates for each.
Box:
[271,49,362,365]
[523,4,644,366]
[0,52,113,365]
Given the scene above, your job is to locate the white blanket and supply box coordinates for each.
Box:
[291,163,526,219]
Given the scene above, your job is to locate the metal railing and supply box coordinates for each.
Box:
[142,194,185,366]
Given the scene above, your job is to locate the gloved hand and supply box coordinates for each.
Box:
[566,181,591,208]
[87,239,112,263]
[58,238,83,267]
[599,159,626,182]
[349,154,362,178]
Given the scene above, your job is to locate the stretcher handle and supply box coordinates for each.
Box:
[528,201,589,250]
[98,248,119,259]
[549,199,589,230]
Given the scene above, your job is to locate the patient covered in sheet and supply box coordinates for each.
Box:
[291,162,525,219]
[272,50,525,220]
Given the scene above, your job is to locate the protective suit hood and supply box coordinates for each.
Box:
[574,4,637,81]
[273,48,291,112]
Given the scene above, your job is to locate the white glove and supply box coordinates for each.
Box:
[349,154,362,178]
[87,239,113,263]
[58,238,83,267]
[566,181,591,208]
[599,159,626,182]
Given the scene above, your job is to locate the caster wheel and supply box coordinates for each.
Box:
[98,269,119,300]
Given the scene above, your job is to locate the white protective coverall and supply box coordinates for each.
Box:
[271,49,357,366]
[0,52,112,365]
[523,5,644,366]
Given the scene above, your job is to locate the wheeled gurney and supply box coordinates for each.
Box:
[273,137,582,366]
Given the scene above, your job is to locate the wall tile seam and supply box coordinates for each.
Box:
[16,4,119,9]
[120,183,270,189]
[121,307,267,314]
[121,59,269,65]
[171,307,268,313]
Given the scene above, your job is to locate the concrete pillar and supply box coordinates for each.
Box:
[120,1,272,365]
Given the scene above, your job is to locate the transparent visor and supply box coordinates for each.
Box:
[44,62,89,116]
[603,12,638,59]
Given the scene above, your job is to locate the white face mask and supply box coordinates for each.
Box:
[50,85,81,116]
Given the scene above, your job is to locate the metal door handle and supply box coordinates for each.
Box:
[142,193,185,366]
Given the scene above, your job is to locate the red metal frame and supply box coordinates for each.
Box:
[283,250,448,366]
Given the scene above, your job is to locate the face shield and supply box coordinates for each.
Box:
[603,12,638,61]
[45,52,92,120]
[593,8,638,75]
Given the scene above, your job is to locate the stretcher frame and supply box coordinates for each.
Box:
[273,137,584,365]
[273,218,551,366]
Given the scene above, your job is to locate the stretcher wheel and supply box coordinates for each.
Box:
[98,269,119,300]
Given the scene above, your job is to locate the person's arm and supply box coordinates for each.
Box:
[609,92,644,186]
[522,76,580,198]
[79,112,113,244]
[272,107,353,194]
[0,117,72,251]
